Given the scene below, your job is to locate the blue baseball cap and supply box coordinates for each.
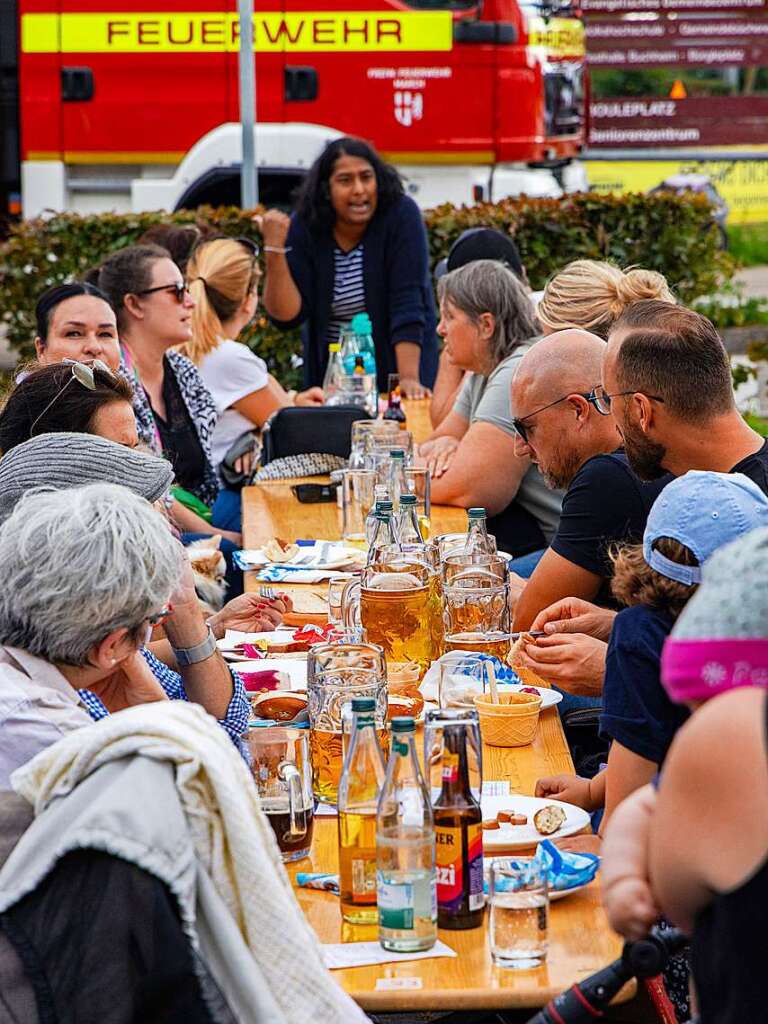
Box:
[643,471,768,586]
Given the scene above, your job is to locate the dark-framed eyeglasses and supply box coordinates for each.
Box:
[592,385,665,415]
[30,359,116,437]
[147,603,174,627]
[136,281,188,303]
[512,387,609,445]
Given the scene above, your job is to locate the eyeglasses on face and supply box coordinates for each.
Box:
[592,385,665,415]
[512,387,609,445]
[147,603,174,627]
[30,359,117,437]
[137,281,188,303]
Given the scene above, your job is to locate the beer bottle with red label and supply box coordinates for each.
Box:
[433,719,484,929]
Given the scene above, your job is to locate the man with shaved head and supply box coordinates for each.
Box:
[510,329,670,635]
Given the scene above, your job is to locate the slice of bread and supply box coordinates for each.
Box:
[533,804,567,836]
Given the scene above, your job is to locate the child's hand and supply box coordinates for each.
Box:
[535,773,596,810]
[602,874,661,941]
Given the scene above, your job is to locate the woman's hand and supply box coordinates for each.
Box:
[515,633,607,695]
[399,376,431,400]
[208,592,294,639]
[530,597,616,643]
[218,530,242,547]
[254,209,291,249]
[234,448,257,477]
[294,387,325,407]
[421,436,459,479]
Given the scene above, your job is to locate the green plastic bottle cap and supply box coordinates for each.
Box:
[351,697,376,712]
[391,716,415,733]
[389,449,405,459]
[379,499,394,511]
[328,343,341,352]
[468,507,487,518]
[400,494,417,505]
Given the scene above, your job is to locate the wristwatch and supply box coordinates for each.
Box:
[172,625,217,667]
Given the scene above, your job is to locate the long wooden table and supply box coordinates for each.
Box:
[241,400,629,1012]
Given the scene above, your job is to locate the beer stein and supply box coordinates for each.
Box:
[343,557,432,676]
[242,726,314,862]
[307,641,387,804]
[349,419,401,470]
[378,542,443,661]
[442,560,511,660]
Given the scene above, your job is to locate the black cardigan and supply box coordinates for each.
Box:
[269,195,439,393]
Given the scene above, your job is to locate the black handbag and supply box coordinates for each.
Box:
[260,406,372,465]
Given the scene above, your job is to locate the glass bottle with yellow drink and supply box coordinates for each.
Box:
[337,697,387,924]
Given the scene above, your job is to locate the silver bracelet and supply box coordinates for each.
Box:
[264,245,292,254]
[172,625,217,667]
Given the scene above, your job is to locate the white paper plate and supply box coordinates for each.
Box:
[480,794,590,851]
[420,677,562,710]
[236,543,365,571]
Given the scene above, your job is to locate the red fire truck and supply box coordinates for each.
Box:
[2,0,585,218]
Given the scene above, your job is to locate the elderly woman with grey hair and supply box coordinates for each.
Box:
[418,259,561,563]
[0,482,240,787]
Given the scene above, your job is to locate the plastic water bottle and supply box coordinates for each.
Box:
[351,312,377,378]
[323,343,345,405]
[340,324,361,375]
[376,717,437,953]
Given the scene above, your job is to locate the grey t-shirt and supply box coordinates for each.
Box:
[453,346,563,544]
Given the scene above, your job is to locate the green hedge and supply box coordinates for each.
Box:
[0,192,731,390]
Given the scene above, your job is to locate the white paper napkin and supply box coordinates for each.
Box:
[321,940,457,970]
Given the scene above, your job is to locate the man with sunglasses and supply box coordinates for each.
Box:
[509,330,671,668]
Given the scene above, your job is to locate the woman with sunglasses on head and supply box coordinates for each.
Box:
[179,236,324,476]
[260,135,438,399]
[87,245,245,587]
[0,361,138,453]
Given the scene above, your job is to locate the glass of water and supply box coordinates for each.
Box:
[488,858,549,969]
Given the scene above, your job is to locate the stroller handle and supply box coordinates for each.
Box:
[526,926,687,1024]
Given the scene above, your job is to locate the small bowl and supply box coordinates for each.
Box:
[250,691,308,722]
[473,691,542,747]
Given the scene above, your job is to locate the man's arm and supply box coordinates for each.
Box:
[429,421,529,515]
[513,548,603,630]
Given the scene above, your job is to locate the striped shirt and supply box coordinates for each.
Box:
[327,243,366,345]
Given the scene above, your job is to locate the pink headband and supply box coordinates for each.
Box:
[661,638,768,703]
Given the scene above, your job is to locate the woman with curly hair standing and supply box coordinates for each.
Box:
[260,136,438,399]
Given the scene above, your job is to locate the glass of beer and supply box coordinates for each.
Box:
[345,558,432,676]
[377,542,443,661]
[443,566,511,661]
[307,641,387,804]
[242,726,314,862]
[442,554,508,587]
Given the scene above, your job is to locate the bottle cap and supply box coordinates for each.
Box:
[468,507,487,519]
[389,449,405,459]
[391,716,415,733]
[351,697,376,712]
[379,499,394,512]
[351,312,372,334]
[328,343,341,353]
[400,494,417,506]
